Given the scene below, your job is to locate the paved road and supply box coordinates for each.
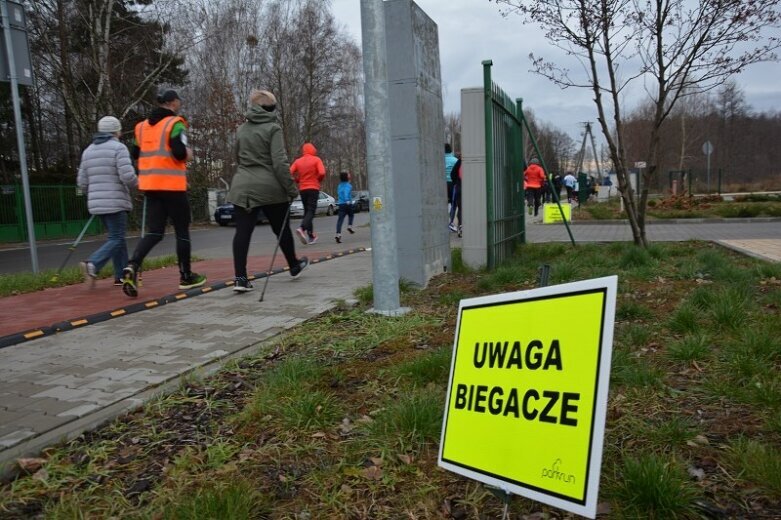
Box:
[526,218,781,243]
[4,215,779,274]
[1,212,373,274]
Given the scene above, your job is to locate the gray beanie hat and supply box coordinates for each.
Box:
[98,116,121,134]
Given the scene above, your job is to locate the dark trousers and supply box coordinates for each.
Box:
[449,184,462,225]
[130,191,192,274]
[530,187,542,215]
[232,202,297,278]
[336,203,354,234]
[299,189,319,238]
[446,181,453,204]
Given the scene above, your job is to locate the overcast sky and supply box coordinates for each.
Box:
[331,0,781,144]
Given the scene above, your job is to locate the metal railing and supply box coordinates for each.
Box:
[0,184,214,243]
[483,61,525,268]
[0,184,99,243]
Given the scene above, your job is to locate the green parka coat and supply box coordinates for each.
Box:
[227,105,299,209]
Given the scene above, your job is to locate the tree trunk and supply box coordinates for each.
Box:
[57,0,75,172]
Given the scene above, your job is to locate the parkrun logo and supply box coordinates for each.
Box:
[541,458,576,485]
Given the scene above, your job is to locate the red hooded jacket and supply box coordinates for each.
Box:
[290,143,326,191]
[524,163,546,189]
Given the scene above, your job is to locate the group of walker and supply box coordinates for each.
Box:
[76,88,359,296]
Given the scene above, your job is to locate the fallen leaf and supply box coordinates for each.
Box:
[32,468,48,482]
[369,456,383,466]
[16,457,46,474]
[360,466,383,480]
[398,454,414,465]
[597,501,612,515]
[311,432,327,438]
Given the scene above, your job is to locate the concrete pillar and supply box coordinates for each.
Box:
[384,0,450,286]
[460,88,488,270]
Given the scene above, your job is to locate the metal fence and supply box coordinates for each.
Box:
[483,61,525,268]
[0,184,213,243]
[0,184,99,243]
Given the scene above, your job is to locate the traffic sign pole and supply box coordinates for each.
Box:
[1,0,38,272]
[702,141,714,194]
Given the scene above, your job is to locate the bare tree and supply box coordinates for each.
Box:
[494,0,780,246]
[444,112,461,152]
[28,0,196,177]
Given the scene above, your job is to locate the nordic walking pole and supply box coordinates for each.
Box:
[140,194,147,238]
[51,215,95,281]
[259,203,292,302]
[138,195,147,286]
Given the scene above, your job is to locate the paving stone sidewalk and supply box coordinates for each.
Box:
[0,251,372,476]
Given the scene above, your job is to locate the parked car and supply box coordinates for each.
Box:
[214,203,268,226]
[290,192,336,217]
[352,190,370,212]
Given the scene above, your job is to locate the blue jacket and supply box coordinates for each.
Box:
[337,181,353,205]
[445,153,457,182]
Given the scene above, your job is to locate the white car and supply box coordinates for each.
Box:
[290,192,336,217]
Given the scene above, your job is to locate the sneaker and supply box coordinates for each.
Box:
[232,276,254,293]
[290,257,309,278]
[448,222,457,233]
[122,264,139,297]
[179,272,207,290]
[335,234,341,243]
[458,225,463,238]
[295,227,308,245]
[308,233,318,245]
[527,205,533,215]
[79,261,97,288]
[347,226,355,234]
[113,280,123,287]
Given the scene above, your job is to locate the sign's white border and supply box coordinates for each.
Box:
[437,276,617,519]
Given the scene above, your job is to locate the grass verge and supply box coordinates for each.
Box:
[1,241,779,518]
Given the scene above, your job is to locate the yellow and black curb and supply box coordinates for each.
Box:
[0,248,366,350]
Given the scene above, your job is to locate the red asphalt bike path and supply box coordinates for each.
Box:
[0,249,333,340]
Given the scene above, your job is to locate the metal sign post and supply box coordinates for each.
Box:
[702,141,714,194]
[1,0,37,272]
[359,0,406,316]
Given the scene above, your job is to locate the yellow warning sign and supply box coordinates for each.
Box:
[438,276,617,519]
[543,202,571,224]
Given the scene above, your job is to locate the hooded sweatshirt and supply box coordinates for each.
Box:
[227,105,298,209]
[524,163,546,189]
[290,143,326,191]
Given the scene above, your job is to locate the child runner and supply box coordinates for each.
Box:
[335,172,356,243]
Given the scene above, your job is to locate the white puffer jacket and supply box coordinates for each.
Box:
[77,135,138,215]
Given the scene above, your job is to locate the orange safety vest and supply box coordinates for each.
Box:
[135,116,188,191]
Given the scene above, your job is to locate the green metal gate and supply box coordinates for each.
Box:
[0,184,100,243]
[482,61,525,269]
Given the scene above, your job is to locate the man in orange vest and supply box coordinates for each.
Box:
[121,89,206,297]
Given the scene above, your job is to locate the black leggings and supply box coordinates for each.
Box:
[299,189,319,238]
[232,202,298,278]
[131,191,192,274]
